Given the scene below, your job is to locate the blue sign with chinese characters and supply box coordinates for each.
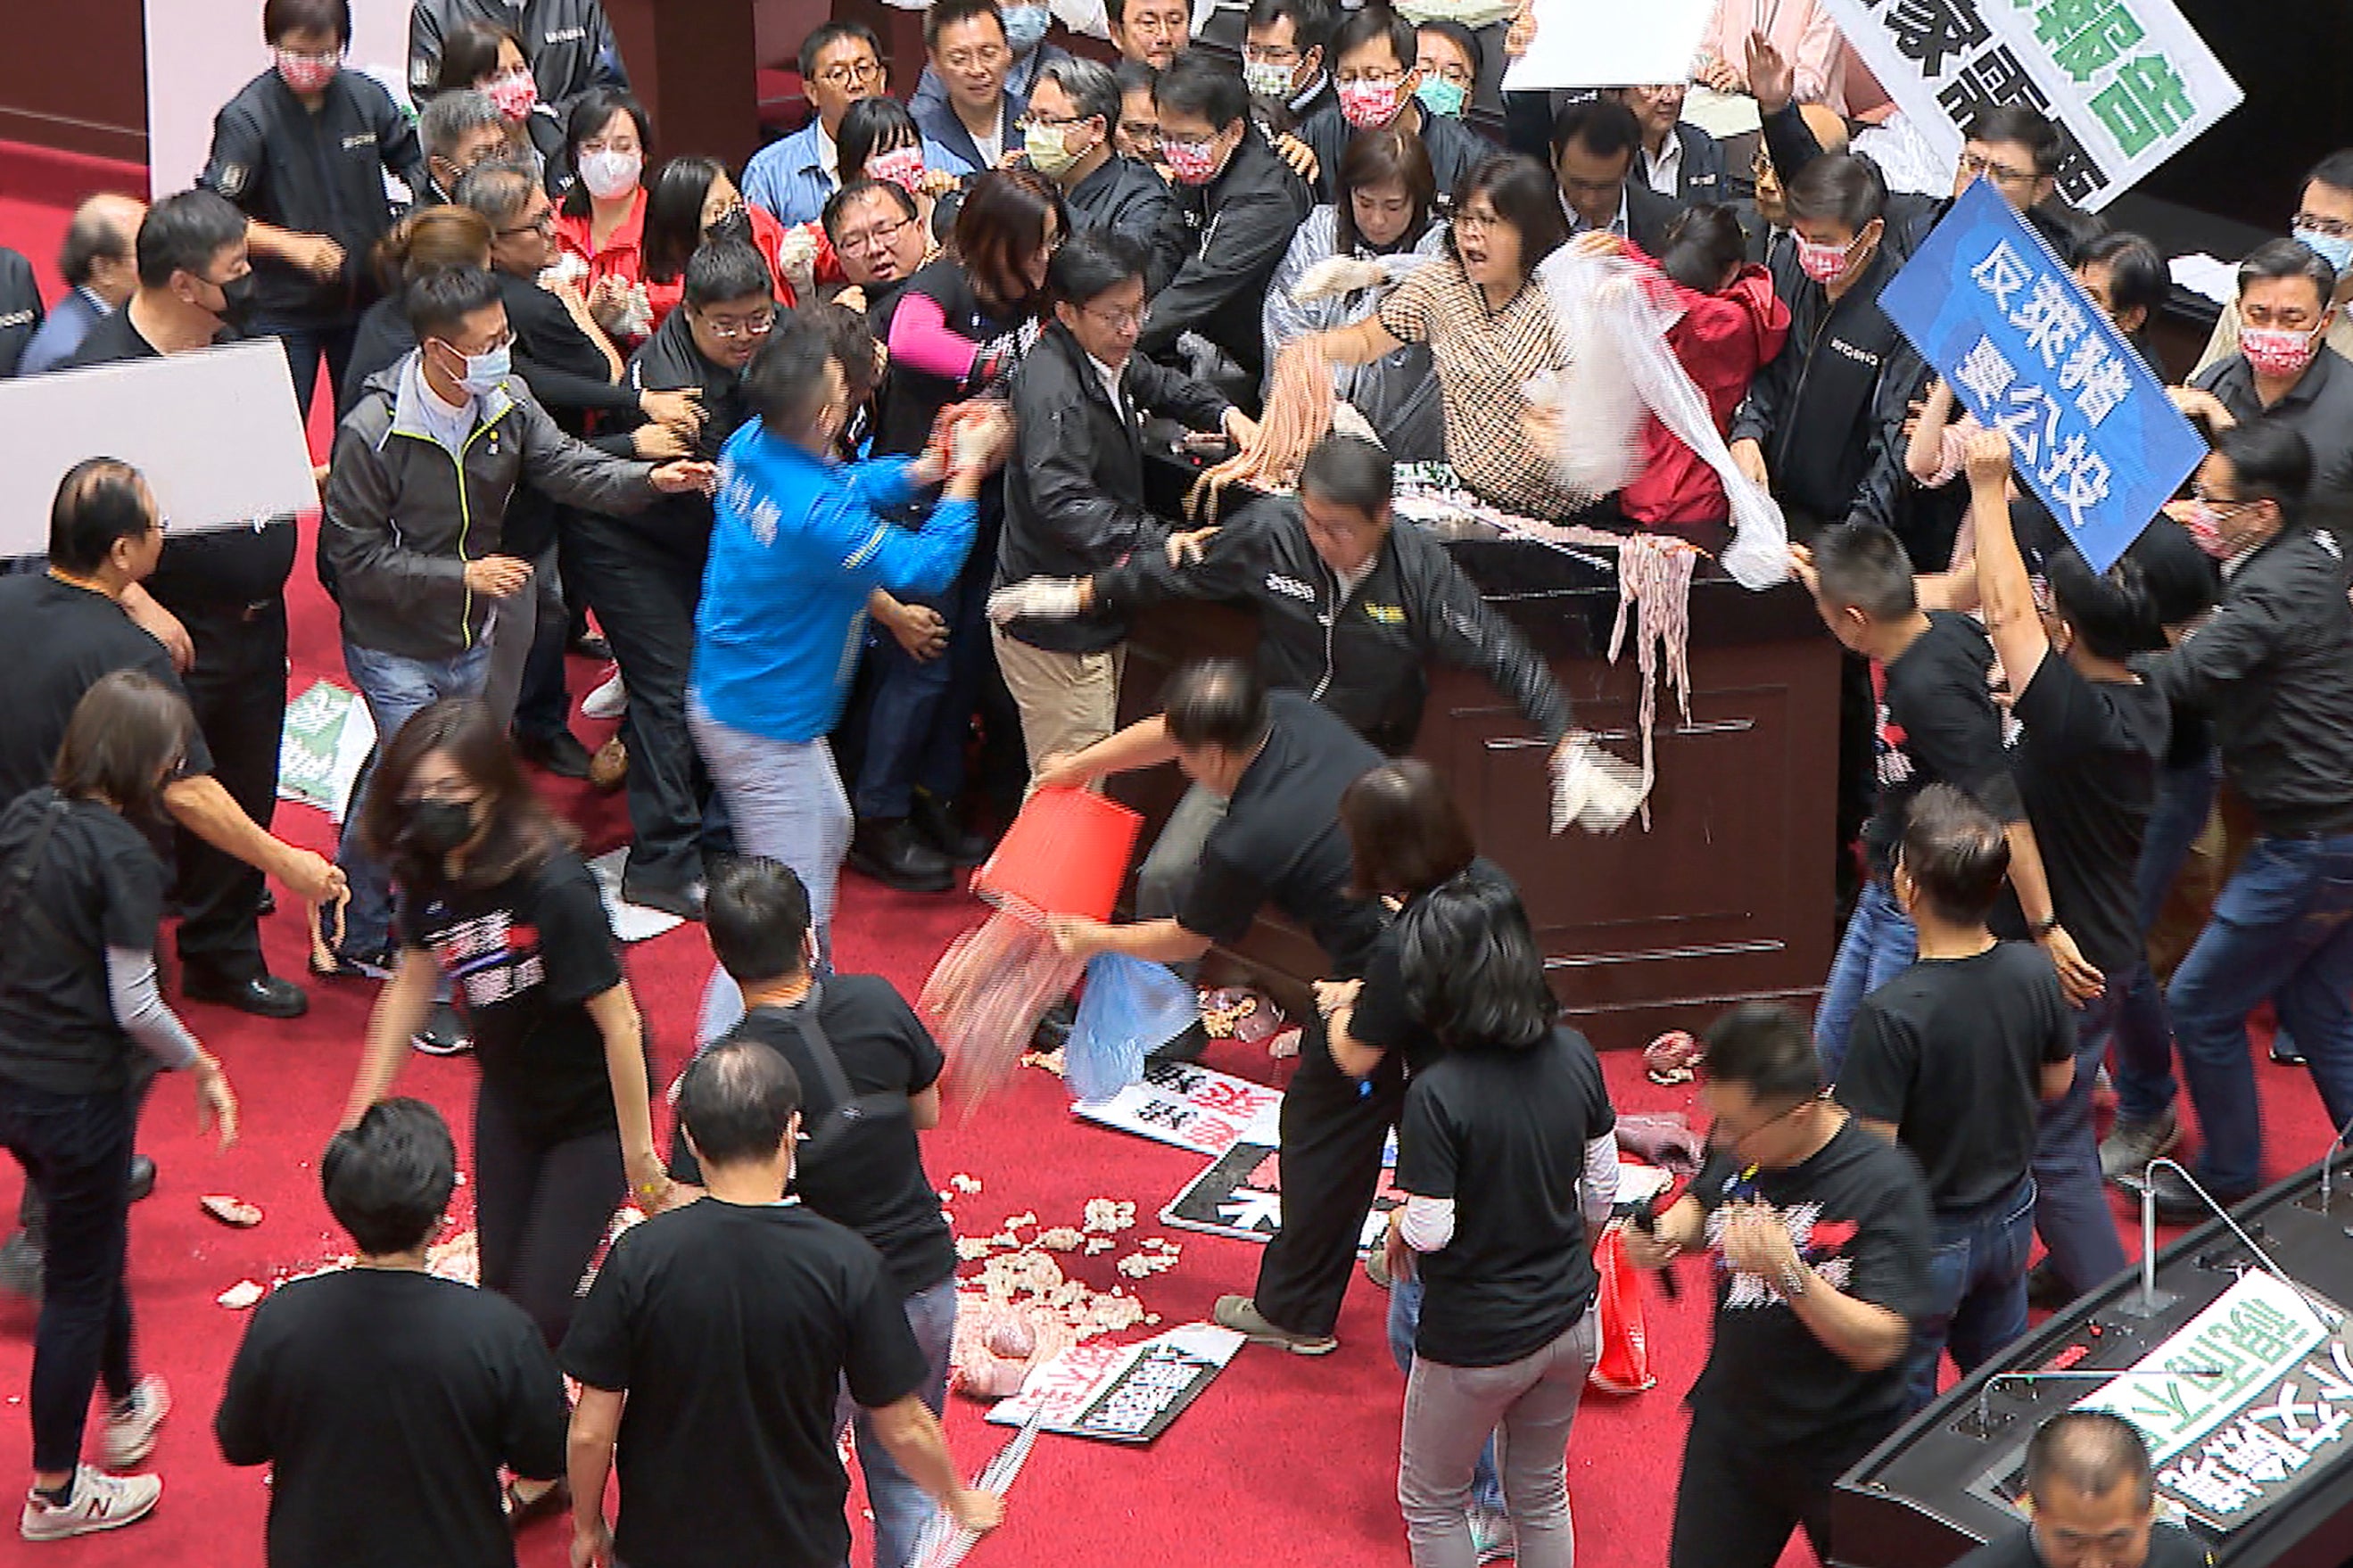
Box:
[1878,178,2208,573]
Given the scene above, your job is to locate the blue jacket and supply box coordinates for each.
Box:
[912,94,1026,177]
[691,423,978,742]
[743,120,977,228]
[20,287,104,377]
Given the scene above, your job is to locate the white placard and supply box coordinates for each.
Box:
[0,341,318,559]
[1501,0,1716,93]
[1813,0,2240,213]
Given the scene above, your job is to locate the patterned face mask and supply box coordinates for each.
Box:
[487,71,539,122]
[1337,78,1404,130]
[2241,325,2319,380]
[868,144,927,193]
[1161,136,1219,186]
[1796,235,1854,284]
[276,48,341,95]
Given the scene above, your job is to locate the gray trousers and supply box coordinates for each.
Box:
[1398,1305,1600,1568]
[482,547,562,730]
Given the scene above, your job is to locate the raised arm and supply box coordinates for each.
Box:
[1963,430,2049,693]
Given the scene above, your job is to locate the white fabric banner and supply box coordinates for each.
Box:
[1814,0,2241,212]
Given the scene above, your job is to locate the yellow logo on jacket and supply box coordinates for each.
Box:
[1362,602,1405,624]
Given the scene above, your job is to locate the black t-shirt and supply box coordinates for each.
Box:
[1952,1522,2211,1568]
[1865,610,2024,879]
[718,979,955,1298]
[1396,1025,1615,1367]
[395,850,626,1142]
[214,1268,567,1568]
[872,257,1038,458]
[1990,656,2167,977]
[1688,1119,1934,1443]
[66,308,300,607]
[1352,857,1513,1077]
[0,574,214,807]
[1838,942,2074,1211]
[0,790,168,1095]
[559,1200,929,1568]
[1180,690,1389,978]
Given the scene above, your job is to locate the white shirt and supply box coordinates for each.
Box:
[1564,186,1631,238]
[1639,133,1682,198]
[1333,554,1376,602]
[972,117,1005,170]
[1086,350,1129,419]
[816,122,840,184]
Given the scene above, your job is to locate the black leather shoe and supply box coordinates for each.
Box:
[516,729,595,780]
[2147,1163,2253,1226]
[910,790,991,866]
[570,631,613,662]
[183,971,309,1019]
[621,875,706,921]
[128,1156,156,1203]
[847,819,955,893]
[2270,1034,2307,1066]
[1031,997,1077,1052]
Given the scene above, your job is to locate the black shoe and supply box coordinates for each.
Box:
[2147,1163,2252,1226]
[2270,1034,2307,1066]
[413,1001,473,1056]
[183,971,309,1019]
[570,631,613,662]
[516,729,595,780]
[128,1156,156,1203]
[847,819,955,893]
[2026,1261,2073,1313]
[1149,1019,1209,1063]
[1032,997,1077,1052]
[910,789,991,866]
[621,874,706,921]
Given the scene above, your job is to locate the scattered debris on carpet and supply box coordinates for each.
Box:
[200,1194,263,1228]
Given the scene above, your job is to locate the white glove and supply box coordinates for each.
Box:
[1550,735,1647,836]
[775,223,821,298]
[987,578,1086,624]
[1291,255,1385,301]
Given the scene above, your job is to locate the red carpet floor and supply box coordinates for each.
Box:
[0,141,2341,1567]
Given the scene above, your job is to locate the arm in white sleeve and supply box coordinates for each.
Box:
[1399,1194,1457,1252]
[1582,1131,1621,1229]
[105,946,202,1070]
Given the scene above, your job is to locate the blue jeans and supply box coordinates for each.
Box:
[850,562,988,821]
[1388,1275,1505,1514]
[335,639,493,958]
[1813,879,1918,1081]
[838,1275,957,1568]
[2033,992,2129,1300]
[2111,751,2222,1125]
[2167,832,2353,1197]
[1904,1176,2035,1414]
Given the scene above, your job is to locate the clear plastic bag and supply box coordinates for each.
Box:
[1065,953,1199,1103]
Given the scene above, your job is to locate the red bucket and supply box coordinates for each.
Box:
[972,787,1143,923]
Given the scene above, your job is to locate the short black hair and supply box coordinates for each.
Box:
[2024,1412,2156,1511]
[1657,203,1747,293]
[684,238,775,310]
[263,0,351,45]
[2073,230,2167,326]
[1703,1003,1821,1109]
[2046,545,2159,662]
[1115,58,1160,99]
[1897,783,2010,927]
[1299,432,1394,515]
[677,1038,804,1168]
[1330,5,1416,73]
[1452,153,1567,276]
[741,309,839,429]
[136,188,246,289]
[1247,0,1335,54]
[322,1098,458,1256]
[1154,52,1250,132]
[48,457,156,575]
[799,20,880,78]
[1050,227,1148,306]
[1163,657,1269,752]
[706,857,813,984]
[838,95,922,182]
[2237,235,2336,313]
[1812,521,1918,621]
[926,0,1006,51]
[1966,103,2060,177]
[1549,95,1639,167]
[59,196,136,289]
[1397,872,1556,1051]
[402,264,504,342]
[821,176,919,243]
[2305,148,2353,201]
[2216,417,2315,528]
[1416,19,1482,79]
[1787,150,1887,234]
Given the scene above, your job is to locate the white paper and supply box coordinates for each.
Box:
[587,847,687,944]
[0,342,318,559]
[2169,252,2238,306]
[1501,0,1714,93]
[1680,83,1763,139]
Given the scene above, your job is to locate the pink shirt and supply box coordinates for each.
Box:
[1696,0,1851,116]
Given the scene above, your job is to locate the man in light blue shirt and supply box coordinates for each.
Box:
[21,195,145,378]
[689,314,1012,961]
[743,22,889,227]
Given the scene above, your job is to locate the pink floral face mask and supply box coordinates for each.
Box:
[487,71,539,122]
[1161,136,1219,186]
[276,48,341,95]
[868,145,927,193]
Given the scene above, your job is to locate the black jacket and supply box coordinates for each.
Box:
[2194,345,2353,526]
[1138,128,1313,384]
[2145,524,2353,838]
[409,0,627,120]
[1093,495,1571,754]
[1300,103,1496,210]
[1623,182,1687,256]
[0,248,42,377]
[998,321,1231,653]
[1065,154,1183,293]
[1728,243,1922,534]
[200,70,429,325]
[1657,122,1726,206]
[602,306,758,558]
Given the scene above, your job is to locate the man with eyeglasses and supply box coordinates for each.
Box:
[1297,7,1493,209]
[744,23,890,228]
[1105,0,1192,71]
[2194,148,2353,376]
[2175,241,2353,520]
[1243,0,1336,134]
[1621,1002,1933,1568]
[414,88,512,208]
[912,0,1028,175]
[822,179,932,316]
[1114,61,1164,165]
[916,0,1075,118]
[1024,59,1179,291]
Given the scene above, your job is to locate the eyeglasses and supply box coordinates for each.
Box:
[1709,1093,1820,1152]
[1084,300,1150,333]
[698,309,776,340]
[497,211,557,238]
[1453,210,1505,233]
[1015,111,1089,133]
[1334,65,1408,87]
[938,44,1007,71]
[276,47,341,69]
[1419,59,1474,86]
[836,213,915,255]
[2297,211,2353,239]
[1959,150,2037,186]
[815,58,882,88]
[1243,45,1301,65]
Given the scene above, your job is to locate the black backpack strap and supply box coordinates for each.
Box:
[752,986,910,1168]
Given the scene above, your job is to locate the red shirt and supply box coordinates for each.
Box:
[1621,263,1790,529]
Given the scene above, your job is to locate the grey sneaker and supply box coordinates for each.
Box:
[1212,1294,1338,1356]
[1470,1505,1516,1564]
[21,1467,161,1541]
[100,1376,169,1470]
[2100,1109,2180,1184]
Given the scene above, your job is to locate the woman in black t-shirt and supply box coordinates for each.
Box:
[337,700,673,1379]
[0,673,241,1540]
[1386,873,1618,1568]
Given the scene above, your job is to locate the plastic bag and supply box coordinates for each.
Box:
[1588,1223,1656,1394]
[1065,953,1199,1103]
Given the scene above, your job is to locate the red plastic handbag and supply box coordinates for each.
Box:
[1587,1223,1656,1395]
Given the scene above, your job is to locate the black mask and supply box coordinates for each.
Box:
[215,272,260,331]
[403,799,476,855]
[706,204,754,247]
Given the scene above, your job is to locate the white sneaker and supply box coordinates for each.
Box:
[101,1376,169,1469]
[582,669,627,720]
[21,1467,161,1540]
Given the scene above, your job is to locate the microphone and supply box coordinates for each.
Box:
[2117,1175,2176,1319]
[2307,1107,2353,1213]
[2146,1158,2344,1334]
[1962,1366,2227,1440]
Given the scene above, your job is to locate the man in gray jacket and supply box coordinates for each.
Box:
[318,265,708,1007]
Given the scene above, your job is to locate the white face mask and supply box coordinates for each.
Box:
[576,147,643,202]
